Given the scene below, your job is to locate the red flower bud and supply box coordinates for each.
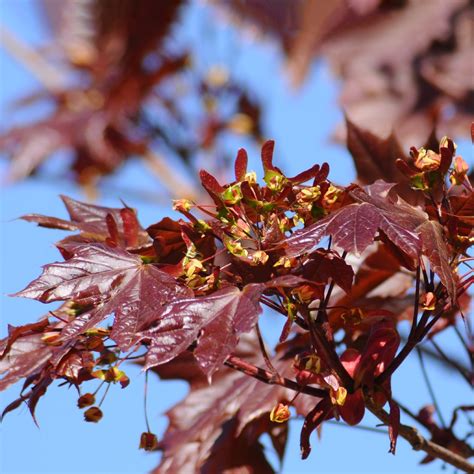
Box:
[139,432,159,451]
[270,403,290,423]
[77,393,95,409]
[84,406,103,423]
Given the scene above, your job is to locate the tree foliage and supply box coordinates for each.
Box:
[1,125,472,472]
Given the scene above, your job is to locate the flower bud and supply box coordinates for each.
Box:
[77,393,95,408]
[264,170,286,192]
[251,250,269,266]
[322,185,342,209]
[420,292,436,311]
[221,184,243,205]
[450,156,469,185]
[330,387,347,406]
[273,256,294,268]
[414,148,441,171]
[244,171,257,184]
[172,199,193,213]
[228,113,253,135]
[270,403,291,423]
[139,432,159,451]
[84,406,103,423]
[296,186,321,203]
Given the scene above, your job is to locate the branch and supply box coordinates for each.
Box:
[0,25,67,92]
[143,150,201,201]
[224,355,327,399]
[368,403,474,473]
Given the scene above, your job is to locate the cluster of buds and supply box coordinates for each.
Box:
[396,136,465,191]
[92,365,130,388]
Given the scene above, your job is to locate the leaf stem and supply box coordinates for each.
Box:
[416,347,446,428]
[224,355,327,399]
[255,323,282,382]
[144,370,151,433]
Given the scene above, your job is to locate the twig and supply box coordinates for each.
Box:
[429,339,472,386]
[416,347,446,428]
[408,265,421,340]
[143,150,201,201]
[255,323,282,381]
[367,403,474,473]
[0,25,67,92]
[224,355,327,399]
[453,324,473,364]
[377,281,446,386]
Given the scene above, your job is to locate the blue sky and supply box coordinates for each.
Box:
[0,2,471,473]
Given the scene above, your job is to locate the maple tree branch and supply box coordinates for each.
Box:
[453,324,473,365]
[143,150,201,201]
[224,355,328,399]
[367,403,474,473]
[0,25,67,92]
[377,280,448,386]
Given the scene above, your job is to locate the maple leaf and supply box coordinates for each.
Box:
[285,180,431,256]
[0,320,53,392]
[418,220,457,302]
[300,249,354,293]
[143,285,263,379]
[22,196,150,250]
[151,334,317,473]
[14,244,192,350]
[224,1,473,145]
[346,118,411,193]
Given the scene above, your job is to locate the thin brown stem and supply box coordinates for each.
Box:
[416,347,446,428]
[367,402,474,473]
[255,323,282,382]
[224,355,327,399]
[377,283,445,386]
[430,339,472,386]
[144,150,201,201]
[408,265,421,340]
[0,26,67,92]
[453,324,473,366]
[301,308,353,391]
[144,370,151,433]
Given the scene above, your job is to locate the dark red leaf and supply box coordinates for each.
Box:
[300,398,332,459]
[325,203,382,255]
[388,399,400,454]
[199,169,225,195]
[0,332,53,391]
[234,148,248,181]
[151,335,311,473]
[120,208,140,248]
[301,250,354,293]
[261,140,276,172]
[418,220,457,302]
[143,285,263,378]
[346,118,409,194]
[14,244,192,351]
[21,196,149,249]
